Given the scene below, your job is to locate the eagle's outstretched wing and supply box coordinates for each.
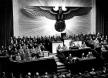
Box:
[20,6,56,20]
[63,7,92,20]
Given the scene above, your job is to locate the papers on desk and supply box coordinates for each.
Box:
[79,47,90,49]
[79,57,96,61]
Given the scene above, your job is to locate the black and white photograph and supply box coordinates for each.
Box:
[0,0,108,78]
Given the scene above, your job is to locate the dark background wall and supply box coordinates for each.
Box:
[96,0,104,34]
[0,0,13,47]
[0,0,107,47]
[96,0,108,35]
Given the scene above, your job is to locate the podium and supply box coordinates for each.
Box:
[43,51,49,57]
[52,41,63,54]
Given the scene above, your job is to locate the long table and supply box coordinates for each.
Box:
[0,56,57,73]
[57,48,101,60]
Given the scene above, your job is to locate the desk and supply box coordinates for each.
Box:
[67,57,103,73]
[57,48,95,60]
[57,48,104,73]
[0,56,57,73]
[79,57,96,61]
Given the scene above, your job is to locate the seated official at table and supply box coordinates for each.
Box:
[16,53,21,61]
[101,45,108,52]
[62,44,68,50]
[86,52,94,58]
[68,54,73,60]
[67,53,79,64]
[69,42,79,49]
[66,54,73,64]
[39,43,45,51]
[81,41,87,48]
[56,44,62,51]
[81,53,85,58]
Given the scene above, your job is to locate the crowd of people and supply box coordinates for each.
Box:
[0,32,108,78]
[0,32,108,62]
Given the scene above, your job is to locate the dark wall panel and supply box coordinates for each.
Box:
[0,0,13,47]
[96,0,108,35]
[96,0,104,34]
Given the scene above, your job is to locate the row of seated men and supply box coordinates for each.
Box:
[56,41,87,51]
[5,32,108,53]
[0,43,49,62]
[0,33,108,59]
[0,32,108,49]
[7,32,108,45]
[1,66,108,78]
[56,38,108,60]
[66,51,94,64]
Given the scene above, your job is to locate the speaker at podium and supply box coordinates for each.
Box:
[52,41,63,54]
[61,33,66,39]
